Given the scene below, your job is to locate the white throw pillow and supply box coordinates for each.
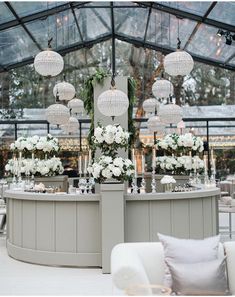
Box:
[158,233,221,287]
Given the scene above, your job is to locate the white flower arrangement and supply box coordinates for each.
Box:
[92,124,129,156]
[87,156,134,183]
[10,134,60,154]
[5,157,64,177]
[155,133,204,153]
[156,155,204,174]
[160,175,176,184]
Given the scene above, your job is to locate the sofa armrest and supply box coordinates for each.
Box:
[224,242,235,295]
[111,243,151,294]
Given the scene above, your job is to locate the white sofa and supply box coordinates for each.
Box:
[111,242,235,295]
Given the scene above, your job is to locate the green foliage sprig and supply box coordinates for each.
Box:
[81,69,107,145]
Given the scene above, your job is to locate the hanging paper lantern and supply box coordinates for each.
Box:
[46,104,70,125]
[34,49,64,77]
[143,98,158,114]
[177,120,185,129]
[152,79,174,99]
[159,103,182,124]
[53,81,75,101]
[97,88,129,118]
[61,116,79,134]
[164,50,194,76]
[147,116,165,134]
[68,98,84,114]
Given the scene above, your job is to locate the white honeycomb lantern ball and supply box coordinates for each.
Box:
[46,104,70,125]
[143,98,158,114]
[34,49,64,77]
[97,89,129,118]
[147,116,165,134]
[61,116,79,134]
[164,50,194,76]
[152,79,174,99]
[53,81,76,101]
[159,103,183,125]
[68,98,84,114]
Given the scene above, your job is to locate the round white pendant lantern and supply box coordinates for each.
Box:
[68,98,84,114]
[61,116,79,134]
[152,79,174,99]
[143,98,158,114]
[46,104,70,125]
[159,103,182,125]
[34,49,64,77]
[177,120,185,129]
[164,50,194,76]
[53,81,76,101]
[97,88,129,118]
[147,116,165,134]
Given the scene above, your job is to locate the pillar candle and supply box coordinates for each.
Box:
[84,155,87,176]
[134,159,137,179]
[212,158,216,172]
[132,148,135,163]
[142,153,145,175]
[88,150,92,165]
[152,147,156,168]
[211,149,214,161]
[204,155,207,173]
[79,155,82,176]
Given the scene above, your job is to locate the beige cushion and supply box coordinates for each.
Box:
[166,257,228,295]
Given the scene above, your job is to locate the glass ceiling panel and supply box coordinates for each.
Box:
[160,2,212,16]
[208,2,235,26]
[75,6,111,41]
[11,1,65,17]
[146,9,196,49]
[0,25,38,65]
[187,24,235,62]
[0,3,15,24]
[26,9,80,50]
[115,5,148,40]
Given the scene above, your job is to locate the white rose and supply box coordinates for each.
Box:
[31,135,39,145]
[36,142,44,150]
[26,143,33,151]
[115,137,122,144]
[112,167,121,177]
[10,143,15,150]
[104,132,114,144]
[113,157,124,168]
[5,164,10,171]
[94,127,103,138]
[102,168,112,179]
[104,156,112,164]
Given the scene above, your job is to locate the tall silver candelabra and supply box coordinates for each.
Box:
[151,168,156,193]
[140,174,146,193]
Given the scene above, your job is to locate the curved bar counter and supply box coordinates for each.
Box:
[125,188,220,242]
[5,188,220,269]
[5,190,101,267]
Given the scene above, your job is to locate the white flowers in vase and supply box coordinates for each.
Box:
[156,155,204,174]
[10,134,60,154]
[87,156,135,184]
[92,124,129,156]
[5,157,64,177]
[155,133,204,153]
